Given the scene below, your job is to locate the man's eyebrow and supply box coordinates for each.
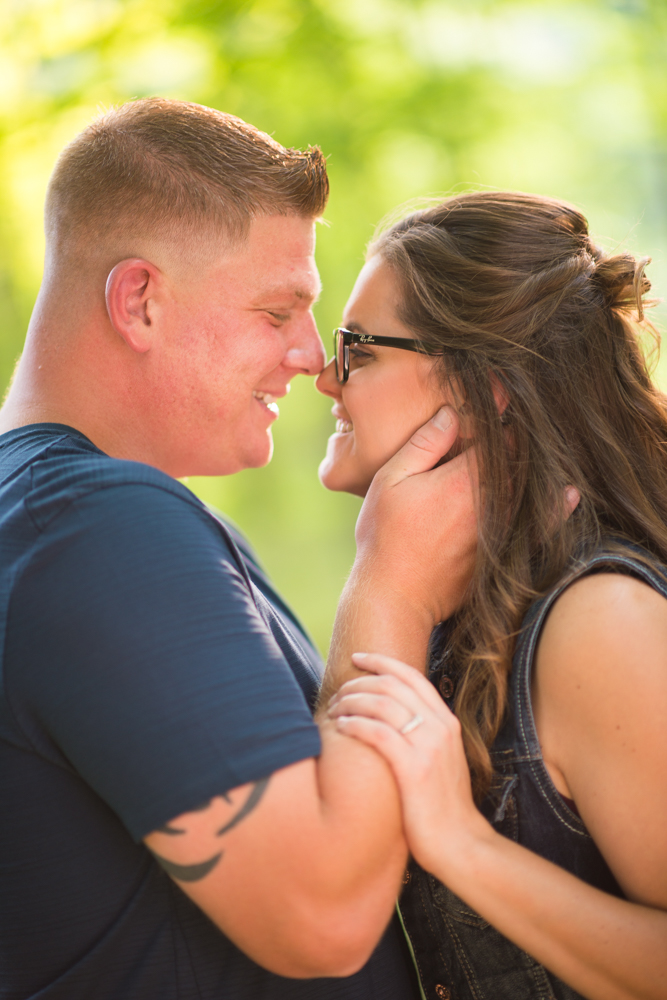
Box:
[252,284,321,306]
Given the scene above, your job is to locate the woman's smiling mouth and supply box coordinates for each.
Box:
[336,419,353,433]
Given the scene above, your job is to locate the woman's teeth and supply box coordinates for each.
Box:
[336,419,353,433]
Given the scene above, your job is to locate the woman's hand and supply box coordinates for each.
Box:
[327,652,491,876]
[329,649,667,1000]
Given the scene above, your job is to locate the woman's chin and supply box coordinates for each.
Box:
[318,449,371,498]
[318,456,354,494]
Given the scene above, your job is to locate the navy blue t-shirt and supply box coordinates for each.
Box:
[0,425,418,1000]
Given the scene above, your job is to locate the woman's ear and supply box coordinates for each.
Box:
[105,258,161,354]
[454,374,509,440]
[490,373,510,419]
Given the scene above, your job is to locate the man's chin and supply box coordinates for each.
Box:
[174,438,274,478]
[240,434,274,471]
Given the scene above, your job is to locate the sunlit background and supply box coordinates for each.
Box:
[1,0,665,652]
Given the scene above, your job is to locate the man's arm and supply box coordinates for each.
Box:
[321,406,477,700]
[144,740,405,978]
[145,407,478,977]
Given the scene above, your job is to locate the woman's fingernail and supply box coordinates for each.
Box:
[352,651,368,661]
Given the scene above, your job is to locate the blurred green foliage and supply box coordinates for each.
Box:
[1,0,666,652]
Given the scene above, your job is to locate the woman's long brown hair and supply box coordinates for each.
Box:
[371,191,667,798]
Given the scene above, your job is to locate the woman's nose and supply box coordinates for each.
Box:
[315,357,340,399]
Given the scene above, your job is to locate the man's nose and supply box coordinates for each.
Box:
[283,314,327,376]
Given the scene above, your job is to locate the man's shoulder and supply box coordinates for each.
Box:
[0,424,205,533]
[28,449,201,532]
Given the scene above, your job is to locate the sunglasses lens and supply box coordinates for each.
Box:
[334,331,346,383]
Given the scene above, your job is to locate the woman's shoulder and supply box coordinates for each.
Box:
[534,569,667,716]
[532,567,667,781]
[548,567,667,625]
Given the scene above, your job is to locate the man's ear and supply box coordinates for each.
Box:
[105,258,161,354]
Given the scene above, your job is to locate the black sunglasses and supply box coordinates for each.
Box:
[333,327,440,384]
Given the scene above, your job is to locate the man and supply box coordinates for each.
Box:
[0,99,476,998]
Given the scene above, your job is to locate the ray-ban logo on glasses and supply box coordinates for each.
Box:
[358,334,375,343]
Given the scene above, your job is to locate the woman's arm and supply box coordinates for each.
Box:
[422,811,667,1000]
[532,573,667,909]
[328,587,667,1000]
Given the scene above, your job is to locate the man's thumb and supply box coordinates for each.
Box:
[389,406,460,481]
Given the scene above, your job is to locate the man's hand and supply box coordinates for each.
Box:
[356,405,478,626]
[323,406,478,700]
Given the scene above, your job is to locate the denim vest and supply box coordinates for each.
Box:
[398,543,667,1000]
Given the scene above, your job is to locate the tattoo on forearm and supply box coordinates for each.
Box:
[149,776,271,882]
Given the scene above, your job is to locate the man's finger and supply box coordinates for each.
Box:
[381,406,460,484]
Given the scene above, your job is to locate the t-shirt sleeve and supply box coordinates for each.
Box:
[6,483,321,841]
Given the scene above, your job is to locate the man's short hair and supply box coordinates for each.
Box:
[45,98,329,259]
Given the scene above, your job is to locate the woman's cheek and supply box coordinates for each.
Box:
[358,429,403,482]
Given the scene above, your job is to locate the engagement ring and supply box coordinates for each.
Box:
[400,714,424,735]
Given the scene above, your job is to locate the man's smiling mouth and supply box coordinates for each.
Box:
[252,390,279,415]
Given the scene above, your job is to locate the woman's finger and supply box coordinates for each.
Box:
[349,652,452,718]
[329,690,427,734]
[329,673,440,736]
[330,675,443,737]
[334,714,419,787]
[330,670,433,716]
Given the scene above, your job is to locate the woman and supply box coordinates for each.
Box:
[316,192,667,1000]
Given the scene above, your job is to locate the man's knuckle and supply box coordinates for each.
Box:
[409,430,437,452]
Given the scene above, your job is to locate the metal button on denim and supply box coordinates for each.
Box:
[439,676,454,698]
[435,986,450,999]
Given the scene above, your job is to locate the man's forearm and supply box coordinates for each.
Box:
[307,562,434,945]
[309,565,434,945]
[320,562,435,705]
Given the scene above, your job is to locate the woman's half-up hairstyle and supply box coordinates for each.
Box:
[370,191,667,798]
